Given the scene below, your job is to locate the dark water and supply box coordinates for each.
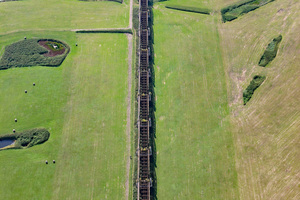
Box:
[0,139,14,149]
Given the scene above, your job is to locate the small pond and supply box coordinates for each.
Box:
[0,139,15,149]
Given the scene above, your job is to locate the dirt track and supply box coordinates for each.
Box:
[38,40,65,57]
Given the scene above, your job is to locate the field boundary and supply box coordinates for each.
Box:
[73,28,133,34]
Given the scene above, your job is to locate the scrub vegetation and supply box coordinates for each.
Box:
[258,35,282,67]
[0,128,50,150]
[221,0,275,22]
[243,75,266,105]
[0,39,69,69]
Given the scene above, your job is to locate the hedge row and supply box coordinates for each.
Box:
[0,0,19,2]
[0,39,70,69]
[79,0,123,3]
[221,0,275,22]
[75,28,132,34]
[243,75,266,105]
[165,4,211,15]
[0,128,50,150]
[259,35,282,67]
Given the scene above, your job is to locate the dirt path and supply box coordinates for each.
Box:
[125,32,133,200]
[124,1,134,198]
[129,0,133,29]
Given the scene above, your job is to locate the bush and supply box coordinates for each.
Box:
[243,75,266,105]
[165,4,211,15]
[258,35,282,67]
[0,39,70,69]
[0,128,50,150]
[221,0,274,22]
[79,0,123,3]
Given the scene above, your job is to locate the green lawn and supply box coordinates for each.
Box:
[0,31,129,199]
[0,0,129,34]
[153,4,239,199]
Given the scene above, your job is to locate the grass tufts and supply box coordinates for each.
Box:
[221,0,275,22]
[258,35,282,67]
[165,4,211,15]
[243,75,266,105]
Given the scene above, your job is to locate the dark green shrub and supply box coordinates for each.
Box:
[79,0,123,3]
[243,75,266,105]
[75,28,132,34]
[258,35,282,67]
[165,4,211,15]
[133,6,139,30]
[0,39,70,69]
[0,128,50,150]
[221,0,274,22]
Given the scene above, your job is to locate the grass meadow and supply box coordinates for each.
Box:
[219,0,300,199]
[0,31,129,199]
[0,0,129,34]
[153,3,239,199]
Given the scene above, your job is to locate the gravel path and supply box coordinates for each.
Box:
[124,0,133,196]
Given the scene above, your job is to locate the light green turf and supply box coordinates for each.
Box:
[0,31,129,199]
[153,4,239,200]
[0,0,129,34]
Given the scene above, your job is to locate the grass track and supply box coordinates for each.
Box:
[153,4,239,199]
[0,32,129,199]
[0,0,129,34]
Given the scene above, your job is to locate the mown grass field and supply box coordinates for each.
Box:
[219,0,300,199]
[0,31,129,199]
[153,3,239,199]
[0,0,129,34]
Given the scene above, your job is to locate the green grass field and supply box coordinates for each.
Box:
[0,0,129,34]
[0,0,299,199]
[219,0,300,199]
[0,31,129,199]
[153,3,239,199]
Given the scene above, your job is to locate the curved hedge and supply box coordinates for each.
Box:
[221,0,275,22]
[0,128,50,150]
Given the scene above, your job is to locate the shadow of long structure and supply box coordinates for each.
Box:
[148,2,157,199]
[137,0,157,199]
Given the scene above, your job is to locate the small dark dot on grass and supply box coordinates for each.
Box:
[24,37,27,40]
[53,160,55,164]
[33,83,35,86]
[25,90,27,93]
[75,43,78,46]
[15,118,17,122]
[13,129,15,133]
[45,160,48,164]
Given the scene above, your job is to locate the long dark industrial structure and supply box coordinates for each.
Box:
[137,0,152,199]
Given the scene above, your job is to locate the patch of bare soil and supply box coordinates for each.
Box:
[38,40,65,57]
